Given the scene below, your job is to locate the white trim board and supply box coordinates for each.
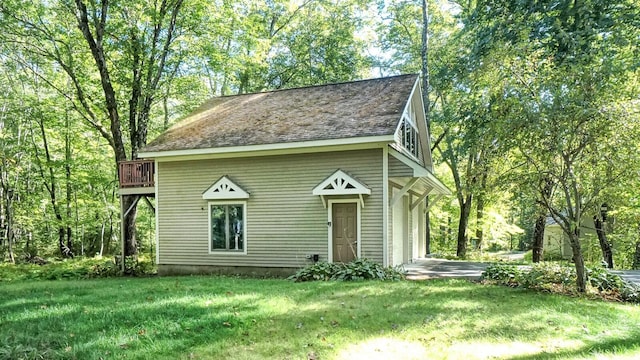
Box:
[154,159,160,265]
[140,135,395,162]
[382,145,389,267]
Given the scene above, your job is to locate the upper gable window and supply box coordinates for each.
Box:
[399,117,420,159]
[398,110,420,160]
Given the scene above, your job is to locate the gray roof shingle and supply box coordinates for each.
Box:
[142,74,418,153]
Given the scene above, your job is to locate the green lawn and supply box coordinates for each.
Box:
[1,277,639,360]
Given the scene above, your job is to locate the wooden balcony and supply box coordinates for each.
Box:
[118,160,155,196]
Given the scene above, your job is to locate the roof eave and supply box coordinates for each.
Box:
[389,147,452,196]
[139,135,396,161]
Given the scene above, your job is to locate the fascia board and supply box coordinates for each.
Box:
[139,135,395,161]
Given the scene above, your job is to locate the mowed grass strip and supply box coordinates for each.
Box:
[1,277,639,360]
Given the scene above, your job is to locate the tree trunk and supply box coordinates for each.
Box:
[594,216,613,268]
[568,228,587,293]
[532,215,546,262]
[65,111,73,256]
[633,241,640,270]
[6,190,14,264]
[34,114,74,258]
[457,195,472,258]
[475,194,484,250]
[421,0,431,257]
[632,223,640,270]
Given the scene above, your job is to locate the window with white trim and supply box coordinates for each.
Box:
[396,99,421,160]
[202,176,249,254]
[209,201,246,252]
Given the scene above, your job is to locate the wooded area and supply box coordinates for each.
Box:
[0,0,638,292]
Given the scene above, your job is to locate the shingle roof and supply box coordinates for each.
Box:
[142,74,418,153]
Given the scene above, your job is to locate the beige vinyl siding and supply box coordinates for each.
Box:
[388,155,413,177]
[157,149,384,268]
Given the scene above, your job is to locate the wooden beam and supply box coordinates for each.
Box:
[424,194,444,212]
[410,186,434,211]
[391,178,419,207]
[143,196,155,213]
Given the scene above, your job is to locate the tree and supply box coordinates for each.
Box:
[1,0,202,259]
[464,0,640,291]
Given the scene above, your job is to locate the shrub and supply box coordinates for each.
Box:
[288,259,405,282]
[620,282,640,303]
[0,257,156,281]
[587,266,625,292]
[483,261,640,303]
[481,264,521,286]
[520,263,576,290]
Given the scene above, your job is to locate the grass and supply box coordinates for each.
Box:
[1,277,640,360]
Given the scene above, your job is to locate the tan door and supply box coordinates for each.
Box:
[332,203,357,263]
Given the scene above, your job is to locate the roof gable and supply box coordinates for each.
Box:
[143,74,419,153]
[392,80,434,169]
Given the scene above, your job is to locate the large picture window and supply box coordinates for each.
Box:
[209,202,246,253]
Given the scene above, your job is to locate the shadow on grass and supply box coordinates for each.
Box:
[1,277,639,359]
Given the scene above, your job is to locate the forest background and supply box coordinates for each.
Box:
[0,0,638,288]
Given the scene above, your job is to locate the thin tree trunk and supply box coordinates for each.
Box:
[457,195,472,258]
[6,189,14,264]
[475,194,484,250]
[100,223,105,257]
[65,110,73,255]
[532,215,545,262]
[594,216,613,268]
[421,0,432,256]
[533,178,553,262]
[632,223,640,270]
[569,228,587,292]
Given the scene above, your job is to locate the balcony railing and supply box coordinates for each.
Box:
[118,160,154,189]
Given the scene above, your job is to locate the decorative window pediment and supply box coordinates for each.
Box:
[313,170,370,208]
[313,170,371,196]
[203,176,249,200]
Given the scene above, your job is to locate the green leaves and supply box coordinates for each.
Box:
[287,259,406,282]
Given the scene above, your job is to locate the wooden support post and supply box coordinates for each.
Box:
[120,196,125,273]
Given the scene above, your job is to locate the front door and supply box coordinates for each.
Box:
[332,202,357,263]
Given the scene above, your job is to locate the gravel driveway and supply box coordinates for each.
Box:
[404,258,489,280]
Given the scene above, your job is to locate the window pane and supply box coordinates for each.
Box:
[210,204,244,251]
[228,205,244,250]
[211,205,226,250]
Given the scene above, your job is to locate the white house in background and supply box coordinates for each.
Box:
[543,217,598,259]
[137,74,451,275]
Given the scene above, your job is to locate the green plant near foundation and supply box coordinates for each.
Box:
[288,258,406,282]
